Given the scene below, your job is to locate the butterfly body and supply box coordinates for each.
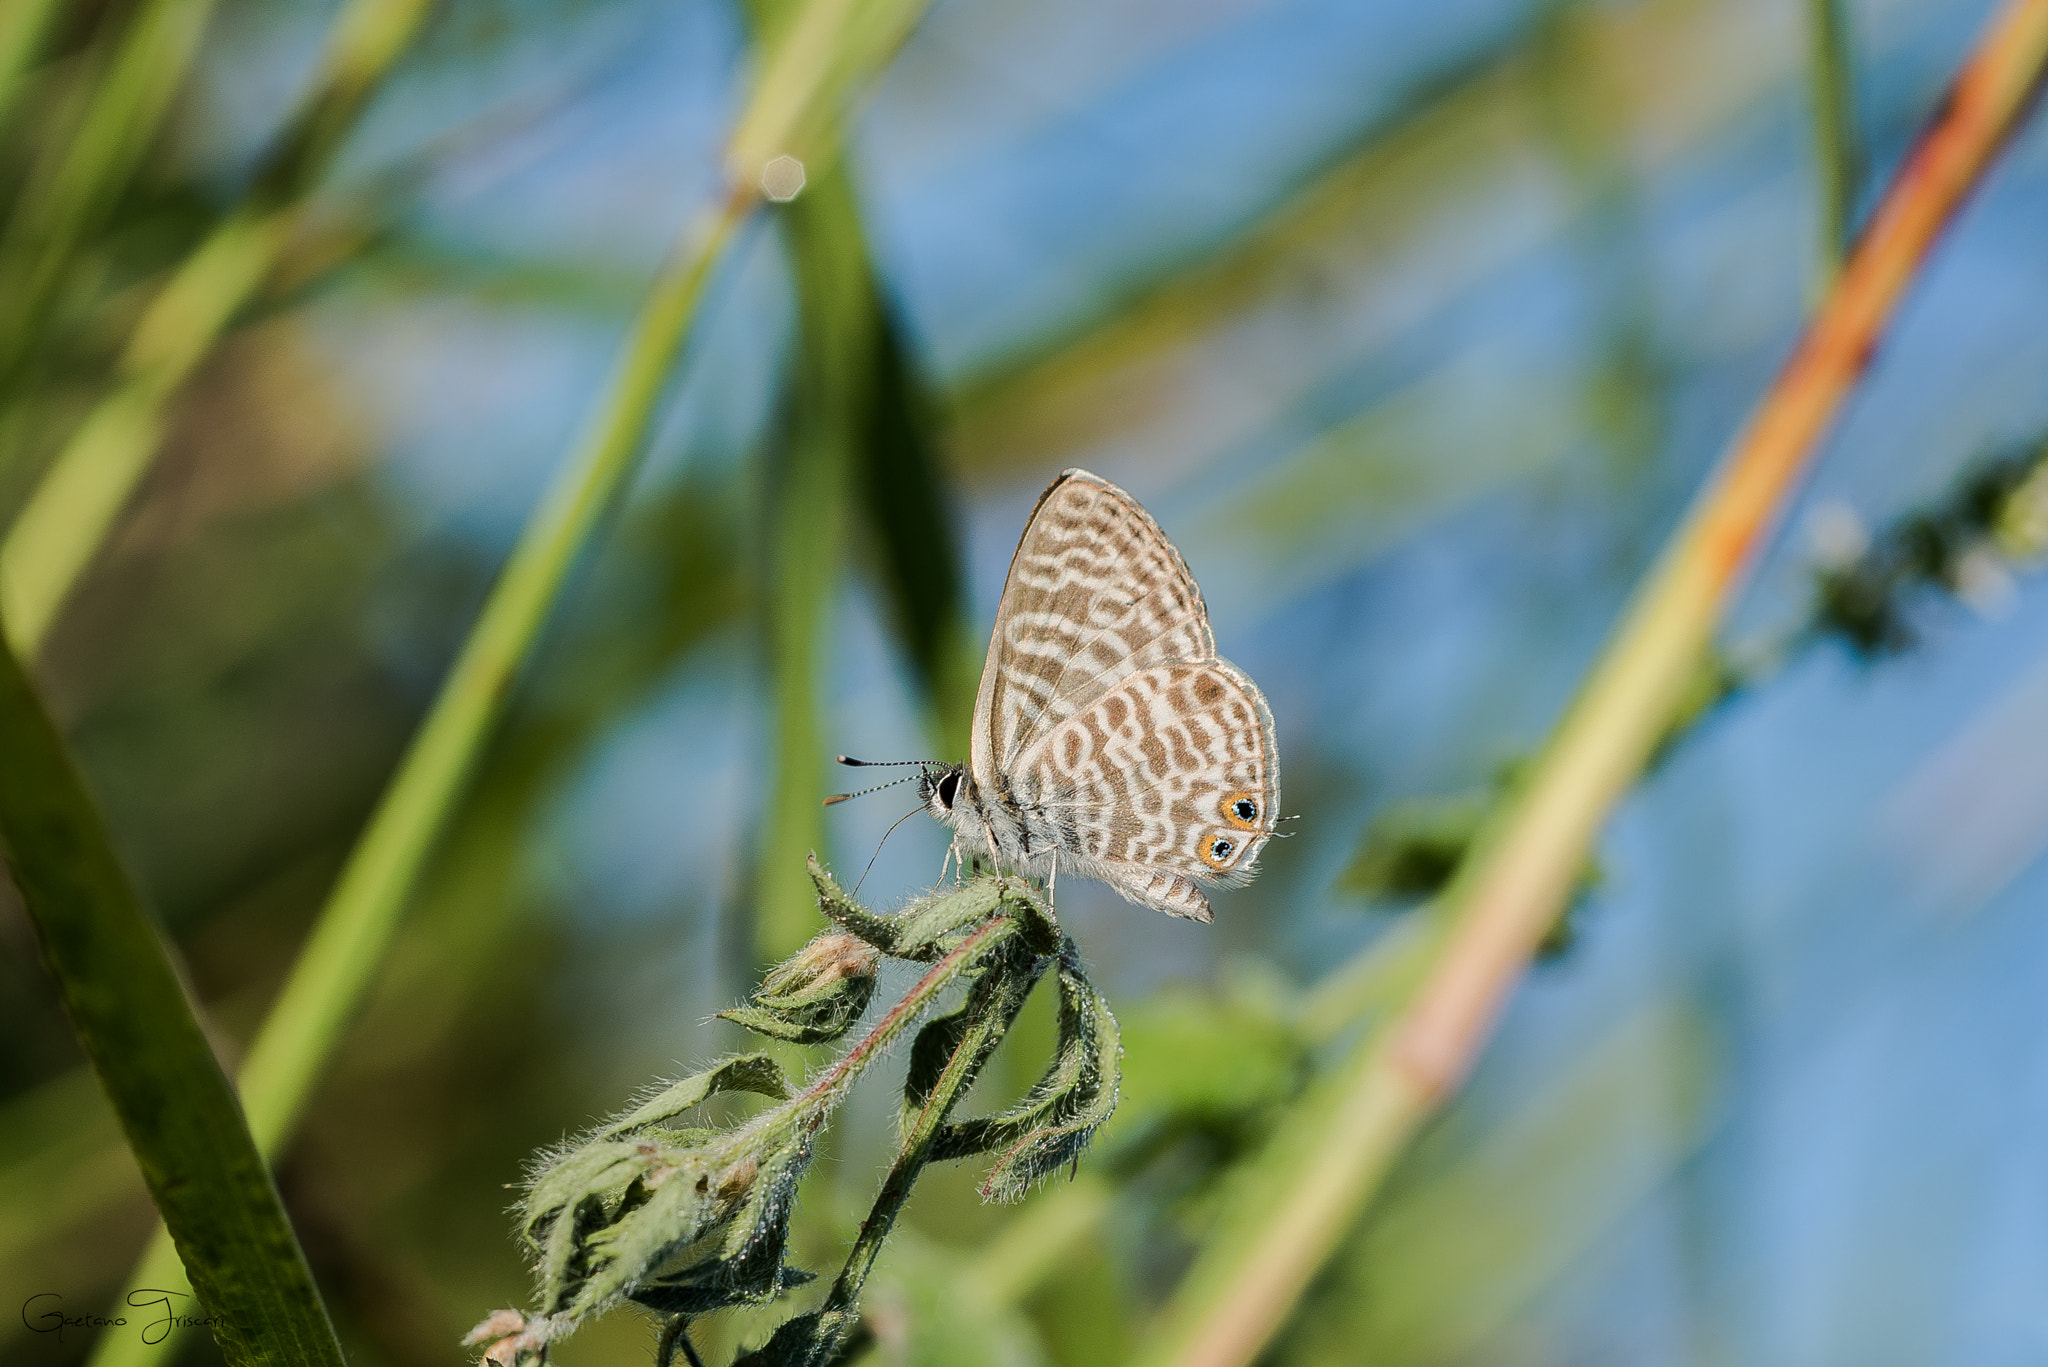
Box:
[923,469,1280,923]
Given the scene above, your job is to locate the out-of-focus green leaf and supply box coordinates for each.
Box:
[862,1231,1044,1367]
[1102,986,1303,1159]
[1337,790,1495,902]
[0,630,344,1367]
[1805,0,1862,285]
[755,158,867,962]
[856,302,976,753]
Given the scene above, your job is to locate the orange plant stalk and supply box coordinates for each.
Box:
[1141,4,2048,1367]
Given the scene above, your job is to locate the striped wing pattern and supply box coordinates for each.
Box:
[973,471,1213,780]
[969,469,1280,921]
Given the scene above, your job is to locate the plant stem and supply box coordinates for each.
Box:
[802,912,1022,1110]
[1137,5,2048,1365]
[1807,0,1861,288]
[823,937,1042,1322]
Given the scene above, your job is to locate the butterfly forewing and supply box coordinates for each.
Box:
[973,471,1214,786]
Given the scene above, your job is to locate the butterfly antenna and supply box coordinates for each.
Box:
[853,801,928,897]
[835,755,942,767]
[822,771,924,806]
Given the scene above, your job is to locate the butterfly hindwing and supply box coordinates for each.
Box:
[1015,661,1279,920]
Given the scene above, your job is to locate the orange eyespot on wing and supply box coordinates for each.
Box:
[1222,791,1263,829]
[1203,834,1240,870]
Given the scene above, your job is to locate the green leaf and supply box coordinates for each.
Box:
[809,853,905,951]
[892,879,1010,960]
[598,1055,795,1139]
[633,1265,817,1318]
[935,947,1123,1202]
[727,1307,863,1367]
[1337,791,1492,901]
[0,632,345,1365]
[853,293,977,750]
[905,1003,976,1114]
[1107,988,1304,1156]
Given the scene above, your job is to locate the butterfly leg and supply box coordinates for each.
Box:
[1047,861,1058,919]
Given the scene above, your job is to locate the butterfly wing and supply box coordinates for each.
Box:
[1018,661,1280,922]
[970,470,1215,791]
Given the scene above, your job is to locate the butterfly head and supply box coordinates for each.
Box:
[918,764,967,823]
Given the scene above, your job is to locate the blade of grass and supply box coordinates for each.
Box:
[0,0,438,657]
[88,0,941,1356]
[1136,4,2048,1365]
[0,631,345,1367]
[0,0,225,381]
[1808,0,1862,288]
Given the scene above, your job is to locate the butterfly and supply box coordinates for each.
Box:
[903,468,1280,922]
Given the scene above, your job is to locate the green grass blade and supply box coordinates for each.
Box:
[0,0,225,381]
[856,295,976,755]
[0,632,344,1367]
[741,0,945,959]
[0,0,438,657]
[752,121,972,960]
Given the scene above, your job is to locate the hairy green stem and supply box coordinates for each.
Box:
[825,940,1041,1319]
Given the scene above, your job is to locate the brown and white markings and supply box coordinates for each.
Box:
[918,468,1280,922]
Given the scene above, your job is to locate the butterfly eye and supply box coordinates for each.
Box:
[1233,798,1257,822]
[1209,838,1234,862]
[936,771,961,808]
